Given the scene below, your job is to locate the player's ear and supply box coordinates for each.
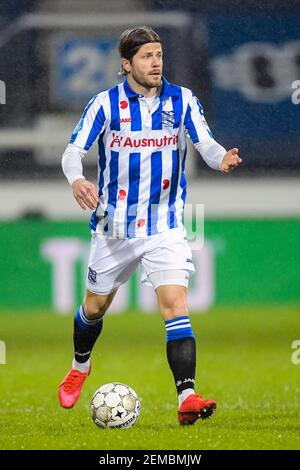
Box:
[121,58,131,74]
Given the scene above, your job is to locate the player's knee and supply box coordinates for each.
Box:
[160,296,188,319]
[165,305,189,320]
[83,296,110,319]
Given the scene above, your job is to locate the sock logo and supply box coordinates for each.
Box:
[177,378,195,386]
[184,378,195,384]
[75,351,91,356]
[88,267,97,284]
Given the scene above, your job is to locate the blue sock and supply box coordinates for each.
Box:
[165,316,196,394]
[73,305,103,363]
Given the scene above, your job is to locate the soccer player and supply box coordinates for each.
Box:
[59,26,242,425]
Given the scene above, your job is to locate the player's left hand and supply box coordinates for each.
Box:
[220,148,242,173]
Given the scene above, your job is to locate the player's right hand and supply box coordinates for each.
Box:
[72,178,99,211]
[220,148,242,173]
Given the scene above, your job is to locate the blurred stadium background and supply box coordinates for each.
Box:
[0,0,299,450]
[0,0,299,314]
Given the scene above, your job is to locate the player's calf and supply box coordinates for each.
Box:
[58,303,103,409]
[164,314,217,425]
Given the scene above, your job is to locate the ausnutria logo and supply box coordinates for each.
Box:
[110,133,178,148]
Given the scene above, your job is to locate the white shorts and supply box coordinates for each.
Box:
[86,227,195,294]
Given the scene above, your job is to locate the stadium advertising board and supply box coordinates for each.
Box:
[0,219,299,313]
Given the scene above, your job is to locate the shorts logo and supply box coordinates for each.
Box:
[161,110,175,127]
[88,267,97,284]
[186,258,193,263]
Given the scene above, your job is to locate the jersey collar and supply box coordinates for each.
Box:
[123,76,179,100]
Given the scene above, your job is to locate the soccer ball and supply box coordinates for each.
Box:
[90,382,140,429]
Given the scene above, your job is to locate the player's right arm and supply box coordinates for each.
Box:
[62,93,108,210]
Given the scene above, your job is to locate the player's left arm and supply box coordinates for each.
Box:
[183,91,242,173]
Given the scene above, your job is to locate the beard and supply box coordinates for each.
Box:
[131,70,161,90]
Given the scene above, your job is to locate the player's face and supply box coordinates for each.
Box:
[127,43,163,90]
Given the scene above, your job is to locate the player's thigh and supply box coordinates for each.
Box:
[155,283,189,321]
[140,227,195,287]
[86,232,141,295]
[83,288,118,318]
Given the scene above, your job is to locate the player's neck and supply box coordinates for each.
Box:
[126,75,159,98]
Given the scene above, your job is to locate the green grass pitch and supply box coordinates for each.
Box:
[0,306,299,450]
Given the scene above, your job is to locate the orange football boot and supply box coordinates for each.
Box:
[178,393,217,425]
[58,365,91,409]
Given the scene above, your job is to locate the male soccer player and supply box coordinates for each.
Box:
[60,26,242,425]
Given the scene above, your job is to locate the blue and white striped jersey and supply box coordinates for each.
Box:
[70,76,216,238]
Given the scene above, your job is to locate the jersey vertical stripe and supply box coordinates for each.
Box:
[151,99,163,130]
[147,151,162,235]
[109,86,120,131]
[168,149,180,229]
[180,147,187,206]
[104,150,119,234]
[129,98,142,131]
[70,95,97,144]
[126,152,141,238]
[70,95,107,150]
[90,132,106,231]
[171,89,183,129]
[98,134,107,198]
[84,105,106,150]
[184,104,199,143]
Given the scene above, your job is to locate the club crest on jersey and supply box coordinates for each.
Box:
[161,110,175,127]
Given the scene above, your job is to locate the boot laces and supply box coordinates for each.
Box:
[64,371,84,393]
